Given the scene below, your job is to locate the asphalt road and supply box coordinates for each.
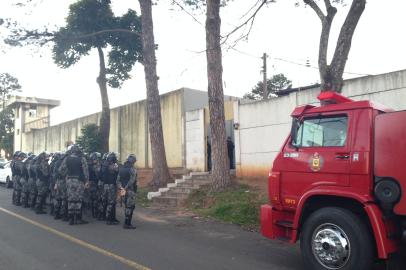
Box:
[0,185,403,270]
[0,185,302,270]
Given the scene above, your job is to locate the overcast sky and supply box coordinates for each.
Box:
[1,0,405,125]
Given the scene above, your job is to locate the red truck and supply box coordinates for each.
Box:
[260,91,405,270]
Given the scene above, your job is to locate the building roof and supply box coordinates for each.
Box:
[6,96,60,109]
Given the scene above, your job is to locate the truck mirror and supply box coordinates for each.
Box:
[291,118,300,147]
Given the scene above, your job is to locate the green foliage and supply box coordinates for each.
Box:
[185,183,267,228]
[244,73,291,100]
[0,108,14,158]
[52,0,143,88]
[0,73,21,108]
[76,123,102,153]
[135,187,151,207]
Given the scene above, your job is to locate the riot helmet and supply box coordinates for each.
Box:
[126,154,137,164]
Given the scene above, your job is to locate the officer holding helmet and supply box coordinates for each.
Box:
[117,154,138,229]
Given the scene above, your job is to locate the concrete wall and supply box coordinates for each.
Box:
[20,89,190,167]
[234,69,406,178]
[186,109,205,171]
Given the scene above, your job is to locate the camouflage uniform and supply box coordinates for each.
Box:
[28,157,38,209]
[10,152,19,205]
[117,157,137,229]
[100,156,119,225]
[48,155,60,215]
[59,149,89,225]
[53,154,67,220]
[21,157,31,208]
[88,158,101,218]
[35,154,50,214]
[13,159,25,206]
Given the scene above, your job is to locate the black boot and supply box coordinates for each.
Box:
[69,214,74,225]
[62,213,69,222]
[15,191,22,206]
[23,195,29,208]
[36,198,46,214]
[49,203,54,216]
[54,209,61,220]
[123,211,136,230]
[30,196,36,210]
[12,191,16,205]
[76,209,88,225]
[111,207,120,225]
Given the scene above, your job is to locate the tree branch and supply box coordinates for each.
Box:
[330,0,366,77]
[303,0,325,21]
[323,0,332,9]
[220,0,273,46]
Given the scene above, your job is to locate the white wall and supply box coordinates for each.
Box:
[186,109,206,171]
[234,69,406,178]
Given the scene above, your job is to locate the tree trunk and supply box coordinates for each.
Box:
[138,0,171,191]
[206,0,231,192]
[96,46,110,153]
[305,0,366,94]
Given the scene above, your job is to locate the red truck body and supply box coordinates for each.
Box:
[261,91,405,269]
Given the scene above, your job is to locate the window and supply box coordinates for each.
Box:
[29,105,37,117]
[293,115,348,147]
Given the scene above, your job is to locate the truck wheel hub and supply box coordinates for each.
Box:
[312,223,350,269]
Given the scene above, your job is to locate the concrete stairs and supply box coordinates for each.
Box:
[148,172,211,207]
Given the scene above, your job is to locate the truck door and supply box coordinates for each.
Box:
[280,112,352,208]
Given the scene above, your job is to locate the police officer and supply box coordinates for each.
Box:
[117,154,138,229]
[14,152,27,206]
[53,152,68,220]
[59,145,89,225]
[35,152,51,214]
[21,153,33,208]
[28,155,38,209]
[101,152,119,225]
[88,152,101,218]
[11,151,20,204]
[49,152,62,216]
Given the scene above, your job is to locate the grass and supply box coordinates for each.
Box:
[135,187,151,207]
[184,182,267,230]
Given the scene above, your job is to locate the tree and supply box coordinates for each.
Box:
[138,0,172,190]
[244,73,291,100]
[76,123,102,154]
[52,0,143,153]
[204,0,231,191]
[0,107,14,158]
[0,73,21,109]
[302,0,366,93]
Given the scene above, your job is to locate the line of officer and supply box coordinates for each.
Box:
[10,148,138,229]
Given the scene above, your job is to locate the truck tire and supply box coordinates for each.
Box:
[300,207,374,270]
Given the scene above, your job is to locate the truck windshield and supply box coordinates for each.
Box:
[294,115,348,147]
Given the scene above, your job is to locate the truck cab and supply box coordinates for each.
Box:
[261,91,404,270]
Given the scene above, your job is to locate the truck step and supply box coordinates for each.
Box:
[276,220,293,228]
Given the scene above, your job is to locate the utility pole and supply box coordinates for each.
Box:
[262,53,268,99]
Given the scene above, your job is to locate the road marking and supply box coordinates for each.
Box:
[0,207,152,270]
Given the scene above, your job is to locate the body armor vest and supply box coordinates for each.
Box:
[66,155,84,181]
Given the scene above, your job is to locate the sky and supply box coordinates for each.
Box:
[0,0,405,125]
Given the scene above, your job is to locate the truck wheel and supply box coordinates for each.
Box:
[300,207,374,270]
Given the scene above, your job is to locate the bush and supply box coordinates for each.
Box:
[76,124,102,153]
